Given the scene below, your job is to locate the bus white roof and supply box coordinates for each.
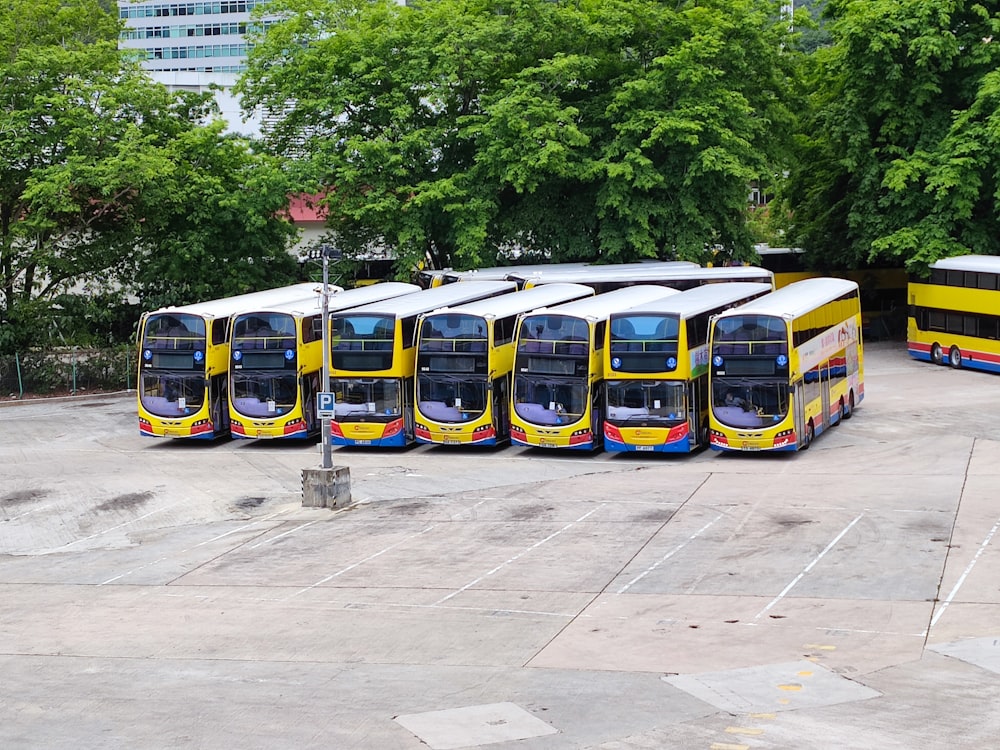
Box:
[145,283,331,320]
[443,263,590,281]
[514,265,772,284]
[421,284,594,321]
[509,260,700,279]
[713,277,859,320]
[611,282,773,319]
[524,285,681,322]
[929,255,1000,274]
[231,283,421,318]
[331,280,517,318]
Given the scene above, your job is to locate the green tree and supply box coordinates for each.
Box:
[785,0,1000,275]
[239,0,800,273]
[0,0,299,352]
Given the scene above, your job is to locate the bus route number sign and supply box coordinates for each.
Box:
[316,392,336,420]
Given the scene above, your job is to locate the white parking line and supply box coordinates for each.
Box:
[434,505,605,605]
[752,513,865,622]
[617,513,726,594]
[928,515,1000,630]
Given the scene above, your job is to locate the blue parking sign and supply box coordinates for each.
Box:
[316,392,336,419]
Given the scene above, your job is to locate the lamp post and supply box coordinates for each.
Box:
[319,244,337,470]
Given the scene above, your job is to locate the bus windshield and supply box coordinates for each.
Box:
[609,315,679,353]
[139,373,206,417]
[331,314,396,370]
[606,380,685,425]
[231,372,297,417]
[232,313,296,349]
[513,377,587,426]
[143,313,206,349]
[519,314,590,347]
[416,374,488,423]
[711,377,790,428]
[331,378,400,420]
[419,314,488,352]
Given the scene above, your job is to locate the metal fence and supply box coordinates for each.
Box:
[0,346,136,399]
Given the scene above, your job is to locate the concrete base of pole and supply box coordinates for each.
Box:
[302,466,352,509]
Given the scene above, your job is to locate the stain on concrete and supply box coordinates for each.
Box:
[95,491,153,512]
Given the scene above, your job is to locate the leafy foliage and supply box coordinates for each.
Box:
[0,0,299,352]
[785,0,1000,275]
[240,0,801,272]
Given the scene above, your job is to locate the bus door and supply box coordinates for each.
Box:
[591,385,603,447]
[793,381,807,448]
[210,374,229,434]
[689,378,704,447]
[403,376,415,441]
[493,376,509,440]
[820,365,831,431]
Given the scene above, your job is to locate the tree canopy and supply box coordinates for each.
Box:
[239,0,801,273]
[0,0,299,352]
[784,0,1000,274]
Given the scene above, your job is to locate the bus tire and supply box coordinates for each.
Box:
[844,391,854,420]
[700,419,709,449]
[931,343,943,365]
[949,346,962,368]
[836,397,845,424]
[803,420,814,450]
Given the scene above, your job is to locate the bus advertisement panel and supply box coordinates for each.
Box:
[137,283,331,439]
[511,264,773,294]
[907,254,1000,373]
[329,281,517,447]
[603,282,773,453]
[708,278,864,452]
[413,284,594,446]
[509,286,680,450]
[228,282,421,439]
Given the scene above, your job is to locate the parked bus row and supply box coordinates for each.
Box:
[136,266,866,453]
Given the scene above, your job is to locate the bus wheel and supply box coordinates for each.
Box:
[803,420,815,450]
[949,346,962,368]
[844,391,854,420]
[931,343,943,365]
[836,397,845,423]
[700,419,709,448]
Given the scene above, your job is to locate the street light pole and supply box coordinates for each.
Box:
[320,247,333,470]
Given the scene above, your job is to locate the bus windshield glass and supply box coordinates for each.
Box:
[331,378,400,420]
[331,314,396,370]
[231,372,297,417]
[139,373,206,417]
[710,377,790,428]
[609,314,679,353]
[520,315,590,354]
[232,313,296,349]
[513,376,587,426]
[416,374,488,423]
[712,314,787,344]
[606,380,685,425]
[143,313,207,350]
[419,314,488,352]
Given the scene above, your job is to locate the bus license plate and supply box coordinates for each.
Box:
[538,439,557,448]
[636,445,653,452]
[353,440,371,446]
[444,437,460,445]
[162,429,174,437]
[741,441,761,451]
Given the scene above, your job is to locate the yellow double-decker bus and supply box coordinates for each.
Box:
[908,254,1000,373]
[228,283,421,439]
[708,278,864,452]
[603,282,772,453]
[328,281,517,447]
[413,283,594,446]
[508,286,680,450]
[137,283,329,439]
[511,264,772,293]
